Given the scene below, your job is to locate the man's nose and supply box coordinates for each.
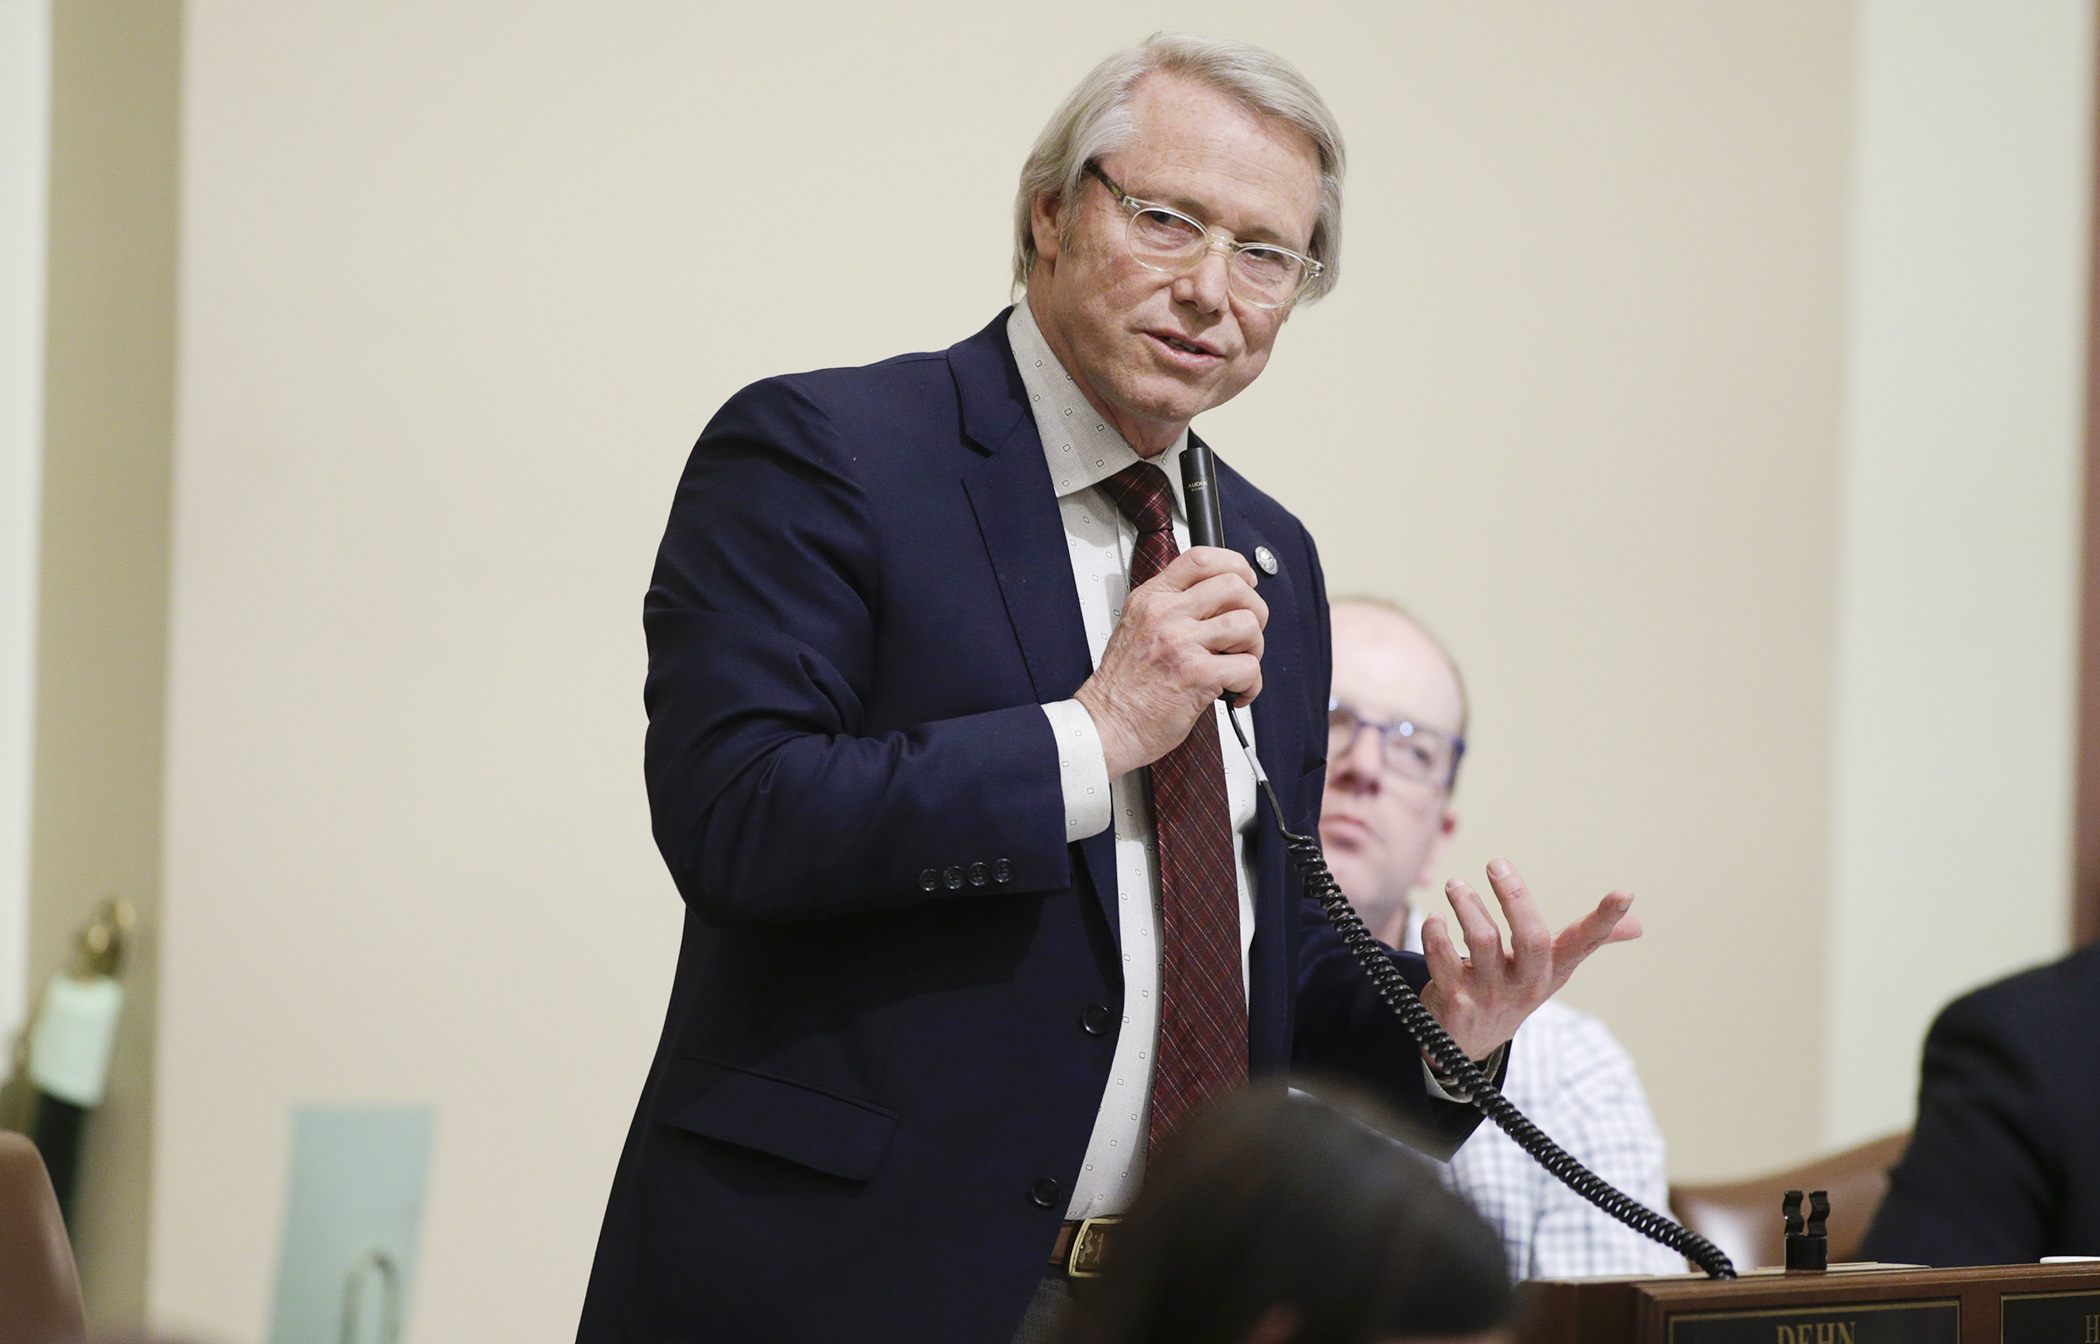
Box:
[1173,239,1233,311]
[1328,726,1385,791]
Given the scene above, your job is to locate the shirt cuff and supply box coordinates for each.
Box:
[1043,700,1113,842]
[1421,1044,1506,1103]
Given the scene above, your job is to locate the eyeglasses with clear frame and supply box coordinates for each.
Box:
[1083,160,1323,310]
[1327,698,1466,789]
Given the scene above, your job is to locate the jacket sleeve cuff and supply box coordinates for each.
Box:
[1421,1043,1508,1103]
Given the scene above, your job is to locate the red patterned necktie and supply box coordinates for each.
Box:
[1097,460,1248,1158]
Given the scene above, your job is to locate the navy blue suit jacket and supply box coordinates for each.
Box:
[577,311,1480,1343]
[1862,943,2100,1266]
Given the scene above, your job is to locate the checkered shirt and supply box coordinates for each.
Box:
[1439,995,1686,1277]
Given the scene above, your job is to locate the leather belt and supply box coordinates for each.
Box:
[1049,1215,1121,1278]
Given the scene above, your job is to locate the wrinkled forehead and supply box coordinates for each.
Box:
[1109,72,1322,241]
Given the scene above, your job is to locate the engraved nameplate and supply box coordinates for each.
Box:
[1668,1299,1959,1344]
[2001,1289,2100,1343]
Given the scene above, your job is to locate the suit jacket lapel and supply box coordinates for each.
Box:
[1217,465,1306,796]
[1216,450,1312,1070]
[950,314,1122,940]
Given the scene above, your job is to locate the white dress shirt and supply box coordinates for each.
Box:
[1008,303,1260,1220]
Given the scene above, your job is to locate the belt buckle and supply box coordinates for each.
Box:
[1066,1215,1120,1278]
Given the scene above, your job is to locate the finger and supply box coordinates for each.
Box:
[1442,878,1507,972]
[1485,857,1552,970]
[1160,545,1258,591]
[1217,654,1262,707]
[1195,607,1265,659]
[1179,570,1270,628]
[1418,911,1466,987]
[1589,890,1641,944]
[1547,893,1638,990]
[1184,544,1260,585]
[1554,891,1637,957]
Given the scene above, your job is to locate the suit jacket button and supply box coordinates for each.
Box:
[944,866,964,890]
[992,858,1013,884]
[1028,1177,1061,1208]
[968,862,989,887]
[918,869,939,892]
[1081,1004,1113,1036]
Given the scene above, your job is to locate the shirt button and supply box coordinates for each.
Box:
[1029,1177,1062,1208]
[1081,1004,1114,1036]
[968,862,989,887]
[992,858,1013,884]
[918,869,939,892]
[943,866,964,890]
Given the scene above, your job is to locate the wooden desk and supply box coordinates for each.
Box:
[1519,1261,2100,1344]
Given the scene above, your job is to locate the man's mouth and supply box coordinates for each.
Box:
[1320,815,1369,848]
[1150,331,1219,359]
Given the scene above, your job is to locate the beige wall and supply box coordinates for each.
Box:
[0,0,2042,1338]
[1824,0,2091,1149]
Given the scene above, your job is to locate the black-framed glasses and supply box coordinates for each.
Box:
[1084,160,1322,310]
[1327,698,1465,788]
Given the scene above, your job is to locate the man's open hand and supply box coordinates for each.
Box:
[1075,546,1266,779]
[1417,857,1640,1062]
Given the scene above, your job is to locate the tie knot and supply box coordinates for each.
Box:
[1100,461,1177,537]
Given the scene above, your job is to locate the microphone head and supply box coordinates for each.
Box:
[1180,443,1224,549]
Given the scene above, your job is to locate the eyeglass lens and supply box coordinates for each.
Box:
[1327,707,1457,786]
[1124,206,1306,307]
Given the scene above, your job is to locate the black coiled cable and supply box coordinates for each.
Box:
[1179,442,1733,1278]
[1260,778,1738,1280]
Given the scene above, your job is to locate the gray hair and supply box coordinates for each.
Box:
[1012,33,1346,305]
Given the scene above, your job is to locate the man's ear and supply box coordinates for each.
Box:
[1030,192,1065,267]
[1411,805,1459,891]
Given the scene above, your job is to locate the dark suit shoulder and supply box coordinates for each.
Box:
[1935,943,2100,1061]
[1863,942,2100,1266]
[686,358,963,509]
[719,347,957,431]
[1208,447,1312,545]
[703,315,1016,484]
[740,309,1010,420]
[765,347,953,404]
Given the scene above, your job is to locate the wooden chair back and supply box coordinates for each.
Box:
[1670,1131,1911,1272]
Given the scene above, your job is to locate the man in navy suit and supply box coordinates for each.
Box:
[579,33,1639,1343]
[1862,943,2100,1266]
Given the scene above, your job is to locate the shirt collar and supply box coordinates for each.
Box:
[1403,906,1426,955]
[1008,302,1189,518]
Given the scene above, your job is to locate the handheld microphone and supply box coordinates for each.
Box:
[1181,442,1225,551]
[1183,443,1244,716]
[1176,442,1734,1279]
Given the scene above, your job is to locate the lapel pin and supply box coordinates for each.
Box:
[1253,545,1279,576]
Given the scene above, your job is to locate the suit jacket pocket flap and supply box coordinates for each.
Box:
[659,1056,897,1182]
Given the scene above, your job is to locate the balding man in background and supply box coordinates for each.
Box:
[1320,598,1684,1278]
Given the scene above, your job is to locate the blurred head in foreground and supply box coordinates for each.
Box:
[1059,1088,1515,1344]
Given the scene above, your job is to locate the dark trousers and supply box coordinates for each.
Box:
[1010,1276,1074,1344]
